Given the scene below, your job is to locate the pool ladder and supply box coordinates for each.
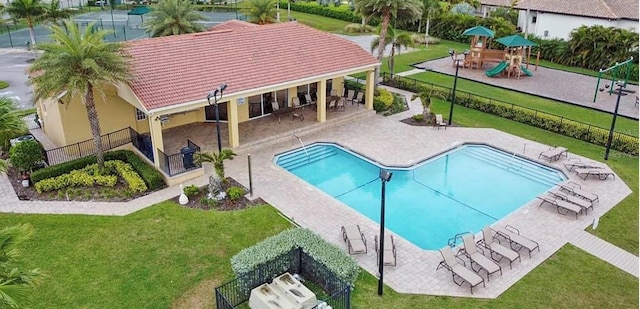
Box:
[292,134,309,160]
[447,232,471,248]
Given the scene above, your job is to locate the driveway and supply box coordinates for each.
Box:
[0,49,34,110]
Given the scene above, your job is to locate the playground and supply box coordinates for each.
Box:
[414,26,638,119]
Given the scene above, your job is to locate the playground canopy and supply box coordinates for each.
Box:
[496,35,538,47]
[127,6,151,16]
[462,26,495,38]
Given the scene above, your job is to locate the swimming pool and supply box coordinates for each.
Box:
[275,143,566,250]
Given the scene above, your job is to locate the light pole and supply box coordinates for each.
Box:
[377,169,392,296]
[448,49,469,125]
[207,83,228,153]
[602,81,624,160]
[276,0,280,22]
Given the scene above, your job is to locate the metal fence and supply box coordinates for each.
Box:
[215,247,351,309]
[44,127,132,166]
[382,73,639,155]
[157,139,202,176]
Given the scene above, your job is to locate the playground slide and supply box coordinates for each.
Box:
[485,61,508,77]
[520,65,533,77]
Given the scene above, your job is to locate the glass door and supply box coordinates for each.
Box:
[204,102,228,122]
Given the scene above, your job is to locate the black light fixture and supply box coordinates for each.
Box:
[377,169,392,296]
[601,81,624,160]
[206,83,228,153]
[448,49,470,125]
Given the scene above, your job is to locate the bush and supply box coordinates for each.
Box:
[9,140,44,172]
[183,184,200,197]
[284,1,379,25]
[373,88,394,112]
[226,186,245,201]
[231,228,359,285]
[412,114,424,122]
[34,165,117,193]
[107,160,147,193]
[199,196,218,207]
[344,23,375,33]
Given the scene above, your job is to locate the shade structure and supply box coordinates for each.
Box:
[496,35,538,47]
[127,6,150,15]
[462,26,495,38]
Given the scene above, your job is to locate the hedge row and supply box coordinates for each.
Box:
[383,76,639,155]
[283,1,380,26]
[231,228,359,286]
[31,150,165,190]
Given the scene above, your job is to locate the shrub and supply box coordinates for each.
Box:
[34,167,117,193]
[226,186,245,201]
[373,88,394,112]
[231,228,360,285]
[183,184,200,197]
[344,23,375,33]
[200,196,218,208]
[285,1,375,25]
[412,114,424,122]
[9,140,44,172]
[106,160,147,193]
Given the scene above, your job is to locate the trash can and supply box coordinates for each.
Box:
[181,147,196,169]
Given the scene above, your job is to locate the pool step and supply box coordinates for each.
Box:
[277,146,339,171]
[464,147,562,186]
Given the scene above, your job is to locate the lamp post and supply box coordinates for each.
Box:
[448,49,469,125]
[602,81,624,160]
[377,169,392,296]
[207,83,228,153]
[276,0,280,22]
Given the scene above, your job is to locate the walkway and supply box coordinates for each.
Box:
[569,230,639,278]
[414,57,639,119]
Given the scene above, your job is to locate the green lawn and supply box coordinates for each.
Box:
[290,11,353,35]
[538,60,638,85]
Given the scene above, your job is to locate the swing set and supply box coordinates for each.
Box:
[593,57,634,102]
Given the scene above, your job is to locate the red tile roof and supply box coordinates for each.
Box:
[123,21,379,111]
[515,0,638,20]
[207,19,257,31]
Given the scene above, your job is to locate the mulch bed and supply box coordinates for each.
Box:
[170,177,266,211]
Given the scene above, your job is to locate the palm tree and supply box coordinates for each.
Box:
[30,20,130,169]
[354,0,422,82]
[38,0,72,27]
[145,0,206,37]
[0,97,27,169]
[4,0,45,55]
[0,224,43,308]
[421,0,440,48]
[370,25,414,77]
[195,149,237,184]
[242,0,277,25]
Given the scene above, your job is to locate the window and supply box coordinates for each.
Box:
[532,15,537,23]
[135,108,147,121]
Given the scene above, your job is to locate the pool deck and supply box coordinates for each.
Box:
[0,87,635,298]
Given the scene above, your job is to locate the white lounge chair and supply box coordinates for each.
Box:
[436,246,485,294]
[563,158,605,171]
[492,225,540,258]
[557,181,599,203]
[374,233,397,266]
[458,234,502,281]
[536,195,582,219]
[341,225,367,255]
[538,146,568,161]
[575,167,616,180]
[478,227,521,269]
[435,114,447,130]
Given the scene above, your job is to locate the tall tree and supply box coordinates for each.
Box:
[0,224,43,308]
[241,0,277,25]
[145,0,206,37]
[422,0,440,48]
[370,25,415,77]
[0,97,27,173]
[354,0,422,83]
[4,0,45,54]
[30,20,130,168]
[38,0,71,27]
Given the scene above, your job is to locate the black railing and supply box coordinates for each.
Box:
[382,73,639,155]
[157,139,202,176]
[44,127,132,166]
[215,247,351,309]
[129,128,154,162]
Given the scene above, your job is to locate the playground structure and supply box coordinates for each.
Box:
[593,57,635,102]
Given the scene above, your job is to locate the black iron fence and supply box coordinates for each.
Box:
[215,247,351,309]
[382,73,639,155]
[157,139,202,176]
[129,128,154,162]
[44,127,132,166]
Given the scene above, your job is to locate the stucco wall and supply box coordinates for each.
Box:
[38,98,67,147]
[518,11,638,40]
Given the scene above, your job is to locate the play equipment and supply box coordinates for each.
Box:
[461,26,508,70]
[485,61,508,77]
[520,65,533,77]
[592,57,634,102]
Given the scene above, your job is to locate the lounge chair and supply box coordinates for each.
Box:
[536,195,581,219]
[458,234,502,281]
[341,225,367,255]
[563,158,605,171]
[478,227,521,269]
[557,181,599,203]
[492,225,539,258]
[574,167,616,180]
[538,146,568,161]
[436,246,485,294]
[291,97,304,121]
[547,188,594,214]
[374,233,397,266]
[435,114,447,130]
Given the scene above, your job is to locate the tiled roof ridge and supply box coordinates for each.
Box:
[596,0,619,18]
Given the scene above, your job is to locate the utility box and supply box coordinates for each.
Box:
[181,146,196,169]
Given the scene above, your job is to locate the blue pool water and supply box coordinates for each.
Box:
[275,143,566,250]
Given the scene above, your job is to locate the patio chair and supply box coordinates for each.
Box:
[478,227,521,269]
[374,233,397,266]
[336,98,346,111]
[304,93,317,110]
[557,181,599,203]
[271,101,291,123]
[536,195,582,219]
[341,225,367,255]
[458,234,502,281]
[435,114,447,130]
[537,146,568,162]
[563,158,605,172]
[492,225,539,258]
[291,97,305,121]
[351,92,364,105]
[345,89,355,104]
[327,99,336,110]
[547,188,594,214]
[574,167,616,180]
[436,246,485,294]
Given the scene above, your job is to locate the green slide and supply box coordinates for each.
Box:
[485,61,508,77]
[520,65,533,76]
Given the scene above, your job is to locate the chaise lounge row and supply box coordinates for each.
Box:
[341,225,397,266]
[537,181,599,219]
